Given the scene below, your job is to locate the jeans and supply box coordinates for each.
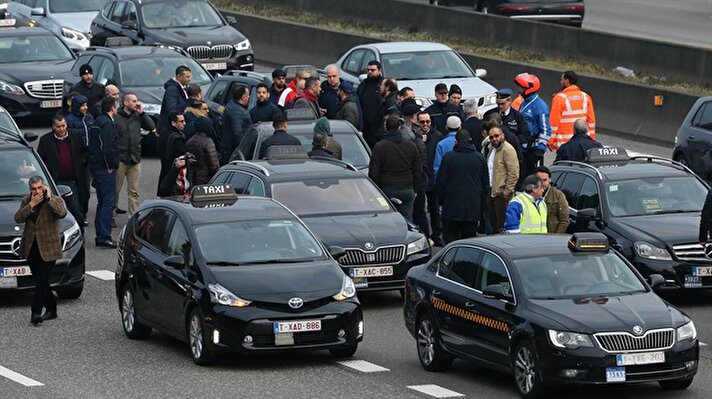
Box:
[413,190,430,236]
[384,189,415,222]
[28,241,56,315]
[426,190,442,242]
[442,219,478,244]
[115,162,141,215]
[92,168,116,243]
[56,180,84,232]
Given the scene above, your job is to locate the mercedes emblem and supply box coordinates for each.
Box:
[705,243,712,259]
[364,242,374,250]
[632,325,643,335]
[10,237,21,257]
[288,297,304,309]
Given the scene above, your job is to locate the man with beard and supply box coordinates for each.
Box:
[335,81,361,130]
[378,77,399,118]
[70,64,105,115]
[269,69,287,106]
[419,111,444,246]
[357,60,384,148]
[250,83,281,122]
[293,77,323,119]
[482,126,519,233]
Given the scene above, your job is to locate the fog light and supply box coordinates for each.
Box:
[212,329,220,344]
[243,335,253,344]
[358,321,364,336]
[561,369,583,378]
[685,360,697,370]
[337,329,346,338]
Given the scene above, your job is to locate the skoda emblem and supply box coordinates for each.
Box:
[705,243,712,259]
[632,325,643,335]
[288,297,303,309]
[364,242,374,250]
[11,237,21,257]
[206,41,212,46]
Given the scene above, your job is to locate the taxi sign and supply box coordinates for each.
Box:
[264,145,308,160]
[568,233,609,252]
[285,108,317,121]
[586,147,630,163]
[190,184,237,204]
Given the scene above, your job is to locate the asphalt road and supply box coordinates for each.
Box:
[1,67,711,398]
[413,0,712,49]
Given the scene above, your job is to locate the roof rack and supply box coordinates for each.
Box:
[551,160,603,180]
[227,160,271,176]
[629,155,692,175]
[310,156,358,172]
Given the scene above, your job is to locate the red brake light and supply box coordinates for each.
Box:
[498,5,530,11]
[565,5,584,11]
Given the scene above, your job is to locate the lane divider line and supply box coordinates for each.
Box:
[86,270,115,281]
[337,360,390,373]
[407,384,464,398]
[0,365,44,387]
[700,342,708,347]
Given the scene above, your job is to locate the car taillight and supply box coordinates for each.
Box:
[565,5,584,11]
[499,5,529,11]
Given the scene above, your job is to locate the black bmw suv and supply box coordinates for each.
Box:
[89,0,254,73]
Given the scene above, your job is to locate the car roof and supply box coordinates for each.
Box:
[254,120,357,135]
[359,41,453,53]
[552,158,692,181]
[228,159,363,182]
[454,234,579,260]
[142,196,297,225]
[82,45,188,60]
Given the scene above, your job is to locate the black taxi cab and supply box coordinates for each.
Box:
[550,147,711,291]
[403,233,698,398]
[115,185,363,365]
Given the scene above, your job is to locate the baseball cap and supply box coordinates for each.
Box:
[272,68,287,78]
[496,88,513,104]
[338,81,354,93]
[402,103,421,117]
[434,83,448,94]
[79,64,93,77]
[446,115,462,130]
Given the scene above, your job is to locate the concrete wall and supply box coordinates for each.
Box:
[226,0,711,85]
[226,11,698,144]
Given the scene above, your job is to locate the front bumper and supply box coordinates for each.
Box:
[196,50,254,73]
[203,299,363,354]
[630,257,712,290]
[340,250,430,292]
[0,93,63,119]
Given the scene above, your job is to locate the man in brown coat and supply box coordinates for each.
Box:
[536,166,570,233]
[483,126,520,232]
[14,176,67,324]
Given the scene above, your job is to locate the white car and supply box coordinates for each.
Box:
[333,41,497,111]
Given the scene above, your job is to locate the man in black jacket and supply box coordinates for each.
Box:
[319,65,341,119]
[378,78,399,119]
[158,111,186,195]
[157,65,191,134]
[424,82,462,136]
[250,83,281,122]
[70,64,105,115]
[307,133,334,159]
[357,60,384,148]
[419,111,445,246]
[484,88,531,153]
[555,119,603,162]
[36,114,87,231]
[89,97,120,248]
[434,129,489,244]
[259,114,301,159]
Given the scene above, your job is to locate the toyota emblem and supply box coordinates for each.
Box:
[288,297,304,309]
[632,325,643,335]
[10,237,21,257]
[705,243,712,259]
[364,242,374,250]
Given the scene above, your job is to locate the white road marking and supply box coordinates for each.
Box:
[86,270,115,281]
[337,360,390,373]
[700,342,708,347]
[407,384,464,398]
[0,365,43,387]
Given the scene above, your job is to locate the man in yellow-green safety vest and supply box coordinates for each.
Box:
[504,174,548,234]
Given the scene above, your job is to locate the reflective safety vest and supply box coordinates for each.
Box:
[511,192,548,234]
[548,85,596,151]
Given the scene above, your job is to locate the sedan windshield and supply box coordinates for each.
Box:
[290,132,370,169]
[514,253,647,299]
[49,0,106,13]
[0,113,19,134]
[119,57,212,87]
[140,0,223,29]
[272,178,392,216]
[605,176,707,217]
[0,35,73,63]
[0,149,50,197]
[195,219,325,265]
[381,50,474,80]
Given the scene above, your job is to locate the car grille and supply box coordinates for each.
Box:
[337,245,405,266]
[251,330,340,347]
[23,79,64,99]
[594,328,675,353]
[671,243,710,262]
[0,236,24,264]
[186,44,233,61]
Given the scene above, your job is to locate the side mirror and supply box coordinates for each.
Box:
[358,74,367,82]
[327,245,346,260]
[57,185,73,198]
[648,274,665,289]
[121,21,138,30]
[164,255,185,269]
[475,68,487,78]
[390,197,403,207]
[30,7,45,16]
[483,284,510,300]
[575,208,597,220]
[226,16,237,24]
[23,132,38,142]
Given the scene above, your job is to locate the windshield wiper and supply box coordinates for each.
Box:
[439,75,470,79]
[207,258,318,266]
[651,210,694,215]
[206,261,244,266]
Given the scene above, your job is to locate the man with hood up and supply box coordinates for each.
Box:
[65,94,94,147]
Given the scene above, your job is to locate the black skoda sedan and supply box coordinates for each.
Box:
[115,185,363,365]
[403,233,698,398]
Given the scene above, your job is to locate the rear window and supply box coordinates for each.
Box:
[0,35,73,63]
[272,177,391,216]
[49,0,106,13]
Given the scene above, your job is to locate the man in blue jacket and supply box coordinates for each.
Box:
[514,73,551,178]
[89,97,120,248]
[157,65,191,134]
[220,85,252,164]
[433,116,461,179]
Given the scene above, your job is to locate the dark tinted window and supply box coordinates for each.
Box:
[166,219,193,267]
[246,176,265,196]
[237,128,259,159]
[577,176,599,211]
[558,173,585,209]
[228,172,252,194]
[343,49,365,75]
[436,247,458,275]
[439,247,480,287]
[476,252,511,296]
[140,209,175,254]
[207,79,230,104]
[109,1,126,23]
[694,102,712,131]
[211,171,231,185]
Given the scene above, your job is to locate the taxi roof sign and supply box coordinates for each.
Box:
[585,147,630,163]
[568,233,609,252]
[190,184,237,206]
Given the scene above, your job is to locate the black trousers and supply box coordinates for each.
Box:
[442,219,478,244]
[28,242,56,315]
[523,149,543,179]
[413,190,430,237]
[426,190,442,241]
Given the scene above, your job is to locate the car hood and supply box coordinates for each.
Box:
[0,61,74,83]
[300,212,408,249]
[402,77,495,99]
[610,213,701,245]
[0,197,77,235]
[210,261,344,303]
[528,292,687,334]
[146,25,245,46]
[57,12,97,33]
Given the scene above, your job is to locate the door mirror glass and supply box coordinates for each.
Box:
[483,284,508,300]
[30,7,45,16]
[648,273,665,288]
[226,16,237,24]
[57,185,73,198]
[327,245,346,260]
[164,255,185,269]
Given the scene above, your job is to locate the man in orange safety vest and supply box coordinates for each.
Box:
[548,71,596,151]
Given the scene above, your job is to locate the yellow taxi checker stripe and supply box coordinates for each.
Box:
[431,297,509,333]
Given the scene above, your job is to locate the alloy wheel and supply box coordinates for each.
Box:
[122,290,135,332]
[514,346,536,394]
[417,319,435,365]
[190,314,204,360]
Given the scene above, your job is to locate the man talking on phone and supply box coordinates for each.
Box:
[14,176,67,325]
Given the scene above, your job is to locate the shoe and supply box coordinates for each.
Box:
[96,240,117,248]
[41,310,57,321]
[432,238,445,247]
[83,220,89,227]
[30,313,43,325]
[116,208,127,214]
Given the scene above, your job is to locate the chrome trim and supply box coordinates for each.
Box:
[186,44,233,61]
[338,244,405,267]
[626,366,686,377]
[23,79,64,99]
[672,242,712,262]
[594,328,675,353]
[227,161,270,177]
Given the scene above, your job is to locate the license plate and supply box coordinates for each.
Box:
[202,62,227,71]
[274,333,294,346]
[685,275,702,288]
[0,19,16,27]
[616,351,665,366]
[40,100,62,109]
[1,266,32,277]
[605,366,626,382]
[350,266,393,278]
[273,320,321,334]
[352,276,368,289]
[0,277,18,289]
[692,266,712,277]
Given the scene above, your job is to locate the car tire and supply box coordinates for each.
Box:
[56,282,84,299]
[513,340,547,399]
[121,287,151,339]
[659,377,694,390]
[416,312,453,372]
[188,309,215,366]
[674,153,690,167]
[329,344,358,358]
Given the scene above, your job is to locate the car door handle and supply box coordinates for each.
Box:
[465,301,477,309]
[688,135,696,141]
[432,290,441,295]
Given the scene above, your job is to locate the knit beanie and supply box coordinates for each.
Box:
[313,117,331,135]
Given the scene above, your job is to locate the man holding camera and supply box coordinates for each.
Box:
[158,153,196,197]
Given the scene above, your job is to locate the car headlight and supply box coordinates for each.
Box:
[61,26,88,42]
[548,329,594,349]
[208,283,251,307]
[333,275,356,301]
[483,92,497,106]
[677,321,697,342]
[140,102,161,115]
[416,97,433,107]
[407,236,429,255]
[234,39,251,51]
[0,80,24,96]
[61,222,82,251]
[633,241,672,260]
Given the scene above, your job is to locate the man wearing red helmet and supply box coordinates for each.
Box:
[513,73,551,177]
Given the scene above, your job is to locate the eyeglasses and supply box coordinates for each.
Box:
[489,134,502,138]
[419,120,431,124]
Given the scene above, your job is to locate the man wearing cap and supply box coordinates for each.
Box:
[269,69,287,106]
[448,84,464,114]
[484,88,531,153]
[424,83,462,136]
[313,117,342,160]
[186,116,219,185]
[335,81,361,130]
[319,65,342,119]
[433,115,462,180]
[357,60,384,148]
[71,64,105,115]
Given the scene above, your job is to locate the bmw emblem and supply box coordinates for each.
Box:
[705,243,712,259]
[364,242,374,250]
[288,297,303,309]
[632,325,643,335]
